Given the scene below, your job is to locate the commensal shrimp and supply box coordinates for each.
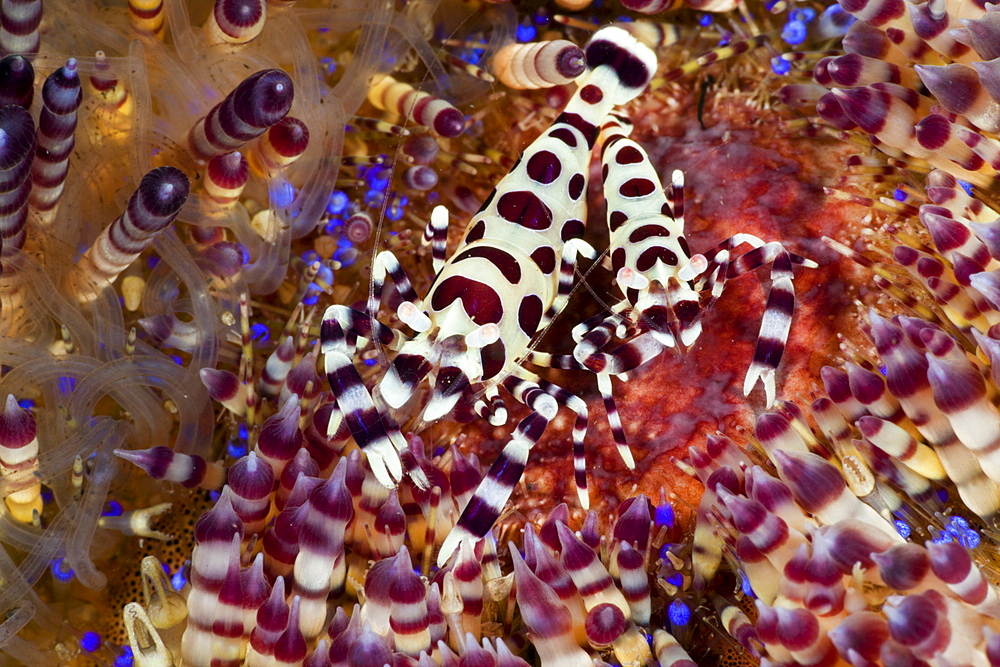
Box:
[321,25,658,565]
[562,113,817,458]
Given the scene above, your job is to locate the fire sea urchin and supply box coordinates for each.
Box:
[4,0,1000,665]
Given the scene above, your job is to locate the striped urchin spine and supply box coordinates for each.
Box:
[0,103,35,262]
[0,54,33,109]
[205,0,267,46]
[491,40,588,90]
[0,0,41,55]
[366,75,467,139]
[30,59,82,217]
[0,394,40,523]
[73,166,190,302]
[188,69,295,164]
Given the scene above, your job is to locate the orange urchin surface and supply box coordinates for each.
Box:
[455,86,875,535]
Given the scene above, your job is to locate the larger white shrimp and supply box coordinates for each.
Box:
[321,26,658,566]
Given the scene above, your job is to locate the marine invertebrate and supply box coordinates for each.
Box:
[0,103,35,259]
[186,68,294,164]
[73,166,191,303]
[490,40,587,90]
[6,0,1000,664]
[118,440,699,667]
[324,25,661,568]
[694,389,1000,664]
[366,75,466,139]
[29,57,81,216]
[681,0,1000,658]
[0,0,495,660]
[565,108,815,475]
